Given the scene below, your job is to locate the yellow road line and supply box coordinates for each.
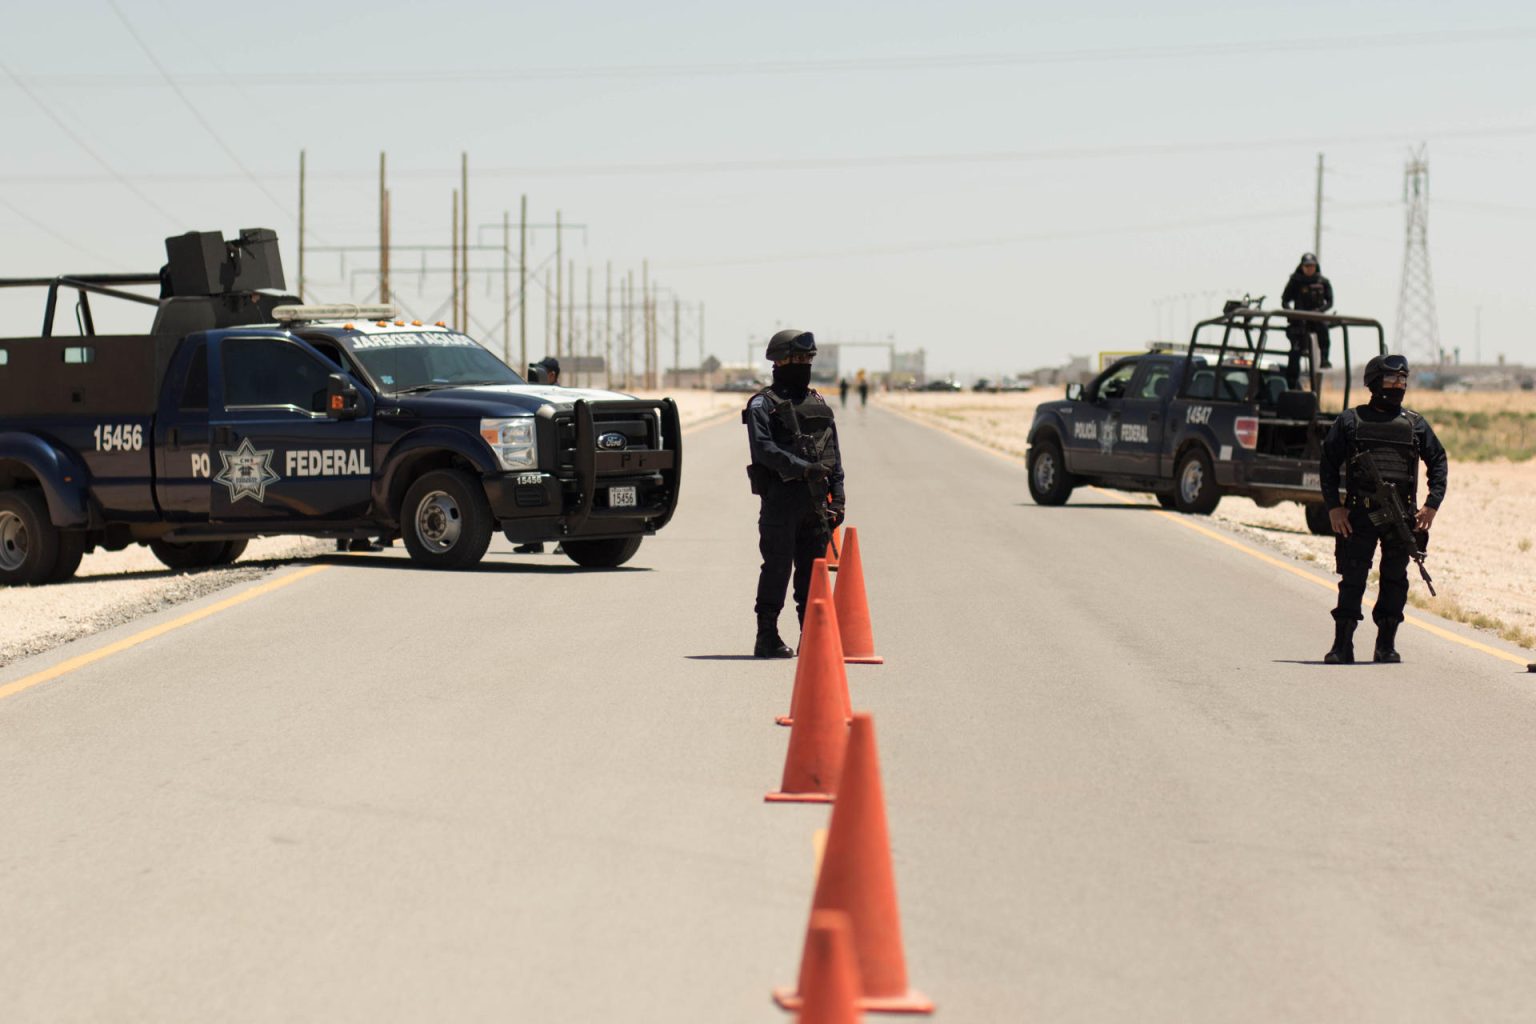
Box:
[0,564,331,704]
[884,405,1529,668]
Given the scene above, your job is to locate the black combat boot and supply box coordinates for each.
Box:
[754,614,794,659]
[1373,621,1402,663]
[1324,617,1356,665]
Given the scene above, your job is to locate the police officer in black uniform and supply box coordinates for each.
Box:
[1319,354,1448,664]
[744,329,846,658]
[1281,252,1335,387]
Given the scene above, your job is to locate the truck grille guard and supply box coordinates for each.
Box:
[565,397,682,534]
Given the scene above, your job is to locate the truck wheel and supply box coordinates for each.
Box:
[1174,448,1221,515]
[1027,439,1073,506]
[46,532,87,583]
[1303,502,1333,536]
[0,489,62,586]
[150,538,229,570]
[562,536,643,568]
[402,469,493,570]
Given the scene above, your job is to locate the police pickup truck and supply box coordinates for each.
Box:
[0,228,680,585]
[1025,306,1385,532]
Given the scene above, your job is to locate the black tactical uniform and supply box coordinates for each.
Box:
[1282,252,1335,386]
[744,329,846,658]
[1319,354,1447,663]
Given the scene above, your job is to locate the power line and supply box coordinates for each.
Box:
[0,59,183,224]
[0,196,132,270]
[9,27,1536,87]
[106,0,295,223]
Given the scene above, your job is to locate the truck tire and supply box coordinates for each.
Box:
[1303,502,1333,536]
[562,536,643,568]
[1027,439,1074,506]
[0,489,63,586]
[211,539,248,566]
[1173,448,1221,515]
[402,469,493,570]
[46,531,87,583]
[150,538,231,570]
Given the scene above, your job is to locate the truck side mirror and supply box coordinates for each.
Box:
[326,373,360,420]
[1065,383,1083,401]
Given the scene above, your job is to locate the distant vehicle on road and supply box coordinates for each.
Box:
[716,377,766,393]
[1025,307,1386,534]
[919,379,963,392]
[0,229,681,584]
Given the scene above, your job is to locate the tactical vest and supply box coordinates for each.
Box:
[742,386,835,495]
[1347,408,1418,497]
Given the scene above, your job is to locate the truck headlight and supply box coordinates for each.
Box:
[480,417,538,470]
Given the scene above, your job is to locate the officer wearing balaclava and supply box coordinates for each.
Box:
[1318,354,1448,664]
[1281,252,1335,387]
[742,329,846,657]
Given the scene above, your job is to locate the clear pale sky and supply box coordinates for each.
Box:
[3,1,1533,380]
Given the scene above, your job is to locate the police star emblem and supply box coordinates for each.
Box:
[214,437,280,503]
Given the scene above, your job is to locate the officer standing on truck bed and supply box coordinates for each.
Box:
[744,330,846,658]
[1319,354,1448,664]
[1282,252,1335,387]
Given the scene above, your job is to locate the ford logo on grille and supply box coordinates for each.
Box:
[596,432,628,451]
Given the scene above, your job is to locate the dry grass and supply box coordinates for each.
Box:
[1407,591,1536,648]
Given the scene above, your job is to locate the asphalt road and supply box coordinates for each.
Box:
[3,403,1534,1023]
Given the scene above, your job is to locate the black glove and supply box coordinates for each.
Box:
[805,463,829,484]
[829,502,846,529]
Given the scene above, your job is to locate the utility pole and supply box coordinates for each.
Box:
[585,266,593,389]
[450,189,459,326]
[1395,145,1441,365]
[641,260,651,389]
[501,209,511,362]
[518,195,528,372]
[298,149,306,301]
[605,262,613,390]
[562,211,568,360]
[544,269,552,354]
[673,294,680,390]
[567,258,575,371]
[625,270,635,390]
[698,302,705,386]
[1313,152,1324,260]
[459,152,469,329]
[379,152,390,305]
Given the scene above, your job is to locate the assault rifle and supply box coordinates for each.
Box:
[1350,449,1436,596]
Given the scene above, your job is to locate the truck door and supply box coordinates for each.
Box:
[208,335,374,522]
[1103,361,1170,476]
[155,341,212,520]
[1070,360,1139,475]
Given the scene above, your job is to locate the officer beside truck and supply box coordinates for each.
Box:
[1319,354,1448,665]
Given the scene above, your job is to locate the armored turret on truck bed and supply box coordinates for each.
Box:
[0,229,681,585]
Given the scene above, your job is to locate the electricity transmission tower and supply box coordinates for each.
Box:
[1394,145,1440,366]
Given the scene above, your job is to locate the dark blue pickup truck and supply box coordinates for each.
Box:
[0,229,681,585]
[1026,306,1385,532]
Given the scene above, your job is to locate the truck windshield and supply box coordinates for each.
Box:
[344,332,525,393]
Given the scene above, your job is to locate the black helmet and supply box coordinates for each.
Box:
[1363,353,1410,388]
[765,329,816,362]
[1301,252,1318,265]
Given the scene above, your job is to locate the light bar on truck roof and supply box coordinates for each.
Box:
[272,304,397,322]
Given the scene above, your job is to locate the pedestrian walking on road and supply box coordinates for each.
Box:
[856,371,869,409]
[1319,354,1448,664]
[839,376,849,408]
[743,329,846,658]
[1282,252,1335,387]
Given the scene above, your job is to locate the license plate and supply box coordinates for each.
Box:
[609,485,637,508]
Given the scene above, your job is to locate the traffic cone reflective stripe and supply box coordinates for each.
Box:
[766,599,850,804]
[799,910,863,1024]
[774,713,933,1014]
[779,559,849,727]
[832,527,882,665]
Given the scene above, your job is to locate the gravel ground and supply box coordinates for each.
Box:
[881,389,1536,651]
[0,389,737,669]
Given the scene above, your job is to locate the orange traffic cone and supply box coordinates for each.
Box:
[832,528,883,665]
[766,599,850,804]
[825,526,842,572]
[798,910,863,1024]
[774,713,933,1014]
[778,559,849,727]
